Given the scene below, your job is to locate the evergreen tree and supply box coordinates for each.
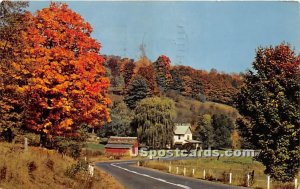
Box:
[124,76,150,109]
[153,55,172,90]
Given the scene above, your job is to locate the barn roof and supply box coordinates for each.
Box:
[105,144,132,149]
[107,136,138,145]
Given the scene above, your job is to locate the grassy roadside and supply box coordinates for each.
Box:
[141,157,299,189]
[0,142,123,189]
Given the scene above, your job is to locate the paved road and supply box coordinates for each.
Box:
[96,160,245,189]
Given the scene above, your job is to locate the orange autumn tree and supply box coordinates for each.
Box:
[0,1,29,131]
[133,57,158,95]
[20,3,110,136]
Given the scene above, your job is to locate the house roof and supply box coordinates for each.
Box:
[174,124,191,135]
[105,144,133,149]
[107,136,138,145]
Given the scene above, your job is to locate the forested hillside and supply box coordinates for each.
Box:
[98,55,243,149]
[104,55,243,106]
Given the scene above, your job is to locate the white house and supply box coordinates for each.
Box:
[173,123,201,148]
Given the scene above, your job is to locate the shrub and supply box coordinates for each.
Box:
[69,143,81,159]
[53,137,83,159]
[65,160,88,178]
[76,171,95,189]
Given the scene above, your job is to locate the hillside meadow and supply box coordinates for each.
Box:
[0,142,123,189]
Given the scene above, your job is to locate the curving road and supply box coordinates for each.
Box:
[96,160,245,189]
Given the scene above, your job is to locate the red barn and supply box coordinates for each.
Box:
[105,136,138,156]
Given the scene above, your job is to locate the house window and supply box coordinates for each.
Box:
[187,135,190,140]
[178,135,181,140]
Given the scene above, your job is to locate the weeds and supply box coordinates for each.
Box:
[0,165,7,182]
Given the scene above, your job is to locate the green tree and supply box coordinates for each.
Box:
[212,114,234,148]
[194,114,215,148]
[98,101,133,137]
[124,75,151,109]
[133,97,176,148]
[236,43,300,182]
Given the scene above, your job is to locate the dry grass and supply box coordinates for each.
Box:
[0,142,123,189]
[95,168,124,189]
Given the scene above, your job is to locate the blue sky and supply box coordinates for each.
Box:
[29,1,300,73]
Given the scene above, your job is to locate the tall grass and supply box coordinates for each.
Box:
[0,142,122,189]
